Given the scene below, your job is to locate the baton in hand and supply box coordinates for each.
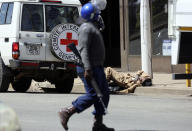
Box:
[67,43,108,114]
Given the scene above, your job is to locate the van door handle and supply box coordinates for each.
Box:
[4,38,9,42]
[24,42,42,46]
[36,34,44,37]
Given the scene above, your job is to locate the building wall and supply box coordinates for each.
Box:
[119,0,129,70]
[119,0,186,73]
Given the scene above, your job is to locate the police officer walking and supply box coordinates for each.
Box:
[58,2,115,131]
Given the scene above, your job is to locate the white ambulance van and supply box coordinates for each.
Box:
[0,0,81,93]
[169,0,192,65]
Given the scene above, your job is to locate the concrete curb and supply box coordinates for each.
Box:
[134,86,192,96]
[74,73,192,96]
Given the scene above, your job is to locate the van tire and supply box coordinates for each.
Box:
[55,78,74,93]
[12,78,32,92]
[0,58,11,92]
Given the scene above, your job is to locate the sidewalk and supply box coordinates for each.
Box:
[134,73,192,96]
[73,72,192,96]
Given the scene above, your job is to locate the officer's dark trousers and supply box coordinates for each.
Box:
[72,66,109,115]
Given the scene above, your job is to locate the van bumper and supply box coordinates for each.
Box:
[9,60,76,71]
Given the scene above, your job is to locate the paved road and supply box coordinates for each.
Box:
[0,91,192,131]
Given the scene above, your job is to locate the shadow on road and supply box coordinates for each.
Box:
[5,87,85,95]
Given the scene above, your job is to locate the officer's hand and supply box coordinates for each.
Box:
[84,69,92,81]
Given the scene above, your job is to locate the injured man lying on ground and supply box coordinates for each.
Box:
[105,67,152,94]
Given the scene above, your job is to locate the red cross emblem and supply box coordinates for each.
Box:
[60,32,78,52]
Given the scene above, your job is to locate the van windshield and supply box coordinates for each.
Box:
[46,5,79,32]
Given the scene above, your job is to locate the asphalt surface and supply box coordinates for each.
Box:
[1,73,192,131]
[0,92,192,131]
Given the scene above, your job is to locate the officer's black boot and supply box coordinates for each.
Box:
[92,115,115,131]
[58,105,76,131]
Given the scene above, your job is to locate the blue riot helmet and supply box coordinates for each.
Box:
[81,2,100,22]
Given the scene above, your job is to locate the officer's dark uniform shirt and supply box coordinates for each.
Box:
[78,22,105,70]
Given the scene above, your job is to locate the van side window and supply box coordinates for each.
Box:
[21,4,44,32]
[0,3,14,24]
[6,3,14,24]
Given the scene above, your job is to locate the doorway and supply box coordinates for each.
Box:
[102,0,121,67]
